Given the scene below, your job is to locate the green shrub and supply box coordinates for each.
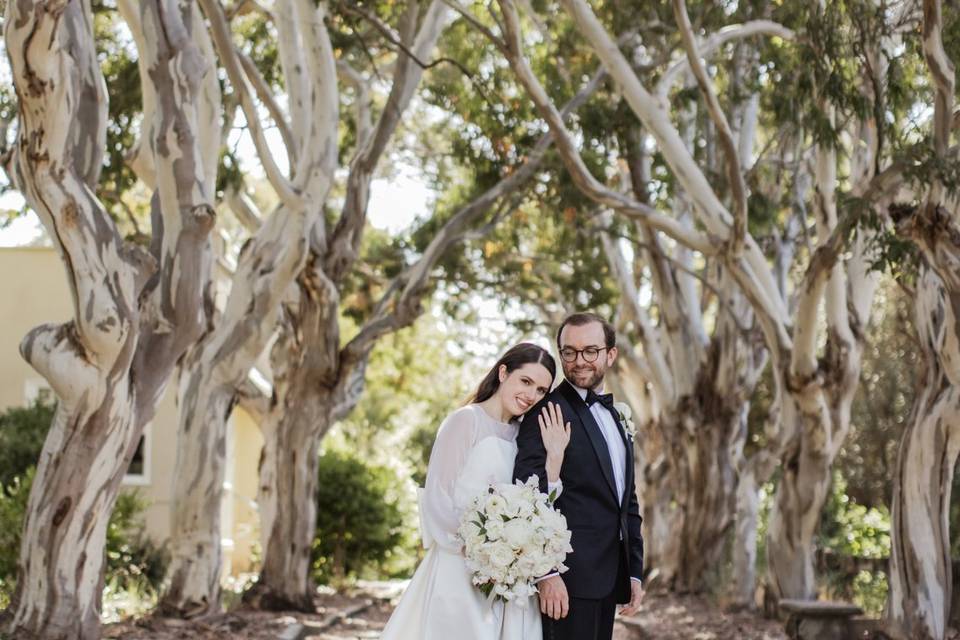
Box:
[0,400,54,488]
[818,471,891,614]
[312,448,409,585]
[0,468,167,611]
[819,471,891,560]
[105,491,169,593]
[0,468,33,609]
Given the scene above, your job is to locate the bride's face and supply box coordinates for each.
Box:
[498,362,553,418]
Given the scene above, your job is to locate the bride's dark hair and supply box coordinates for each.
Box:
[469,343,556,404]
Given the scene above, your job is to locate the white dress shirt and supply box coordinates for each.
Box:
[572,384,627,502]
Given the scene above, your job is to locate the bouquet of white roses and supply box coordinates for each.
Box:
[457,475,573,604]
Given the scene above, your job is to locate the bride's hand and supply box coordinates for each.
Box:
[539,402,571,462]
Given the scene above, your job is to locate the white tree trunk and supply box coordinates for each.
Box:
[731,459,769,606]
[4,0,217,637]
[765,130,877,600]
[887,3,958,628]
[251,327,335,609]
[888,269,960,640]
[160,0,339,615]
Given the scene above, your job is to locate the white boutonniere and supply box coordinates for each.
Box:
[613,401,636,441]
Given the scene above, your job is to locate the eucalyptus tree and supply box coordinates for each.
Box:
[155,0,342,615]
[248,6,628,607]
[887,1,960,637]
[474,0,913,601]
[1,0,220,637]
[425,0,774,593]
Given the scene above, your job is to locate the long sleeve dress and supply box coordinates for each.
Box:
[380,404,542,640]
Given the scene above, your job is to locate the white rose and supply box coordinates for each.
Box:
[526,531,546,552]
[503,518,535,550]
[514,555,537,578]
[515,499,535,519]
[485,518,505,540]
[614,401,632,421]
[499,483,525,505]
[485,494,507,515]
[489,542,517,567]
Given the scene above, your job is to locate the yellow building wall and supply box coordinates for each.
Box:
[0,247,264,575]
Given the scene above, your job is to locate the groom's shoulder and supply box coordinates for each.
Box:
[519,384,568,426]
[548,379,573,403]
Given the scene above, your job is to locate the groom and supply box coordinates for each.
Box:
[514,312,644,640]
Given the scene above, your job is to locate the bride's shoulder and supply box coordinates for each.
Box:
[440,405,480,430]
[434,405,481,447]
[448,404,481,423]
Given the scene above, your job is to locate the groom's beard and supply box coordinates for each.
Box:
[565,366,605,391]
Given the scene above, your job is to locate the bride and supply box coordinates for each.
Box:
[381,342,570,640]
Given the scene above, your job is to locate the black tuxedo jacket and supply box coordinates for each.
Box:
[513,379,644,602]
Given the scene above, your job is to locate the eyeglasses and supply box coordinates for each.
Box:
[559,346,608,363]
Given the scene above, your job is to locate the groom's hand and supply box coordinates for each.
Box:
[538,576,569,620]
[618,581,645,617]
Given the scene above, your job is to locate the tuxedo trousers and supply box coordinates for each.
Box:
[540,548,629,640]
[541,592,617,640]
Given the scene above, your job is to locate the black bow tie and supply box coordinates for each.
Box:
[586,390,615,413]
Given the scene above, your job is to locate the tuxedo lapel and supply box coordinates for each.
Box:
[609,409,633,510]
[558,380,619,502]
[611,410,628,446]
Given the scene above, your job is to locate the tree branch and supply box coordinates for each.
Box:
[237,50,297,167]
[600,231,675,402]
[197,0,302,209]
[337,60,374,150]
[673,0,748,257]
[552,0,793,354]
[440,0,508,53]
[325,0,450,283]
[921,0,955,210]
[657,19,795,97]
[340,54,612,364]
[225,187,263,232]
[496,0,717,254]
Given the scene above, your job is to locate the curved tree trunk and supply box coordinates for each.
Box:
[764,399,833,600]
[764,261,871,601]
[888,269,960,640]
[251,387,330,611]
[765,107,878,600]
[4,1,217,637]
[161,0,339,616]
[885,1,959,636]
[7,397,138,639]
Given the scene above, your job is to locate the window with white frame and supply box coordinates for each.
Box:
[24,378,54,405]
[123,424,151,486]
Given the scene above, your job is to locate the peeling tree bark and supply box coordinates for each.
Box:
[888,269,960,640]
[493,0,892,604]
[887,2,959,636]
[249,14,614,607]
[160,0,339,617]
[3,0,218,637]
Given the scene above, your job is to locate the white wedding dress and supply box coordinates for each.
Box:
[380,404,542,640]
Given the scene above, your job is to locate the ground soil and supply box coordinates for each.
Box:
[102,583,789,639]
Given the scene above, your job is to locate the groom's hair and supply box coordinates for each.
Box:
[556,312,616,349]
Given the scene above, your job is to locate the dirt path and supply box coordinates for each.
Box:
[103,584,787,639]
